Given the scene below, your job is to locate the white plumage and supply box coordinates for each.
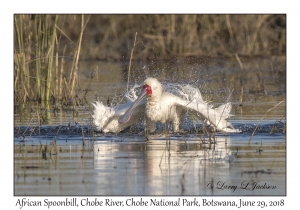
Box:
[93,77,241,133]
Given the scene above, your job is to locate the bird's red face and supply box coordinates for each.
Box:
[143,84,152,96]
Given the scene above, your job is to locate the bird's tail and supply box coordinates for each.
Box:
[214,102,233,120]
[213,102,241,133]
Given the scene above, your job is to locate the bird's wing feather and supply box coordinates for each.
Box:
[174,97,240,133]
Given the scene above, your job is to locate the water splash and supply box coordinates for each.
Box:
[92,82,237,133]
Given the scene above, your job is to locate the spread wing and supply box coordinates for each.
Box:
[174,97,241,133]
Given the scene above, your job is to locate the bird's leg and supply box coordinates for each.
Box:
[144,116,156,141]
[147,120,156,133]
[172,110,186,134]
[143,115,149,141]
[144,125,149,142]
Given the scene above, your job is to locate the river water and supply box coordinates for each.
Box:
[14,57,286,196]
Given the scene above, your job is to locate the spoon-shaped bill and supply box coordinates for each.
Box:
[118,89,146,124]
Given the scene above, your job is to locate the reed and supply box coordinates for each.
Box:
[248,99,286,144]
[81,123,86,147]
[127,32,138,92]
[14,14,285,105]
[34,16,41,101]
[21,14,285,61]
[70,15,85,96]
[14,14,90,125]
[235,53,244,106]
[45,15,58,102]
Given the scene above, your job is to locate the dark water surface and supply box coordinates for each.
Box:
[14,130,286,196]
[14,58,286,196]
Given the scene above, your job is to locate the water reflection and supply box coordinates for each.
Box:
[92,135,285,195]
[14,57,286,196]
[14,132,285,196]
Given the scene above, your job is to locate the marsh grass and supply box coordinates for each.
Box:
[57,14,285,60]
[14,15,90,126]
[14,15,97,152]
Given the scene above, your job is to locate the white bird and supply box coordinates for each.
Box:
[118,78,240,133]
[92,85,146,133]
